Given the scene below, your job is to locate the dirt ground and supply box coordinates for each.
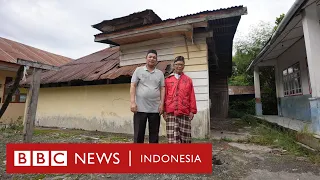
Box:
[1,119,320,180]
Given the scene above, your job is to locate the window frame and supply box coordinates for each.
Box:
[282,62,302,97]
[2,76,27,103]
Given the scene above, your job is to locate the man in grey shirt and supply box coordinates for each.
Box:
[130,49,165,143]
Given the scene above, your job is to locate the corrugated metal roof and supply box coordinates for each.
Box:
[94,6,244,37]
[22,47,172,85]
[0,37,72,66]
[92,9,162,32]
[101,61,171,80]
[162,6,244,22]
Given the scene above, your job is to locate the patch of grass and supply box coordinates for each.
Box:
[241,115,260,127]
[110,136,129,142]
[84,137,93,141]
[33,128,60,135]
[232,119,250,128]
[32,174,46,180]
[0,117,24,132]
[58,133,73,138]
[221,137,233,142]
[310,154,320,165]
[249,125,302,152]
[236,114,320,164]
[246,122,320,164]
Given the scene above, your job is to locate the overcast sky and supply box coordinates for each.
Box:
[0,0,295,60]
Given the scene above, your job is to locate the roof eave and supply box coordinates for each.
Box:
[246,0,307,71]
[94,7,248,44]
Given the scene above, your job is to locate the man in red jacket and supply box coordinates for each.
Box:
[163,56,197,143]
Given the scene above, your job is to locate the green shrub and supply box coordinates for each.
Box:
[229,99,255,118]
[241,114,259,126]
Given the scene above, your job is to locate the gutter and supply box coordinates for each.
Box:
[246,0,306,71]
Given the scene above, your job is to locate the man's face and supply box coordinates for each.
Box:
[174,61,185,74]
[146,53,157,67]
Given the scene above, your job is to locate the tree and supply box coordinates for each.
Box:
[229,14,286,115]
[229,21,274,86]
[273,13,285,31]
[229,13,285,86]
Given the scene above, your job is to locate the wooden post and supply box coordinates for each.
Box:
[15,58,60,143]
[23,68,41,142]
[0,66,24,118]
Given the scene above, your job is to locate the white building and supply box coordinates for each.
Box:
[248,0,320,135]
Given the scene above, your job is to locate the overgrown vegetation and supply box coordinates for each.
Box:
[0,116,24,132]
[239,115,320,164]
[229,14,285,115]
[229,99,255,118]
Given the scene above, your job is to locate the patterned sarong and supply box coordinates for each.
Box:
[166,113,191,143]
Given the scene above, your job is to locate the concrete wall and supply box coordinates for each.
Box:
[36,84,209,138]
[280,95,311,121]
[276,38,311,121]
[0,70,25,123]
[0,103,25,123]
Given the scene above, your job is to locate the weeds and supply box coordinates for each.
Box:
[241,115,320,164]
[110,136,129,142]
[221,137,233,142]
[0,116,24,133]
[241,115,260,126]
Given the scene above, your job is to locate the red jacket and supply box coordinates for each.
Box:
[164,73,197,116]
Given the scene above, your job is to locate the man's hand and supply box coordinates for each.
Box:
[158,103,164,115]
[131,102,137,113]
[189,112,194,121]
[163,112,167,121]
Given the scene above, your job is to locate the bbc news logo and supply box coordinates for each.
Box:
[14,151,67,166]
[6,143,212,174]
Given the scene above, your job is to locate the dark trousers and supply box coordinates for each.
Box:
[133,112,160,143]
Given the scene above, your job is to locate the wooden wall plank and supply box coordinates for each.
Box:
[193,86,208,94]
[184,70,208,79]
[183,64,208,72]
[120,56,208,67]
[121,32,209,50]
[119,32,209,67]
[196,93,209,101]
[122,49,207,61]
[196,100,209,111]
[122,42,207,55]
[192,79,208,86]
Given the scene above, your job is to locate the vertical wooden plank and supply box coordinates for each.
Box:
[209,74,229,121]
[23,68,41,143]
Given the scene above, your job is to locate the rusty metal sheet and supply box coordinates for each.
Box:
[94,6,244,40]
[84,59,119,81]
[69,47,119,64]
[21,47,172,85]
[0,37,72,66]
[228,86,255,95]
[100,60,172,80]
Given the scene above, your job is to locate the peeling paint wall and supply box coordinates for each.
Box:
[276,38,312,121]
[280,95,311,121]
[277,39,310,98]
[36,84,209,138]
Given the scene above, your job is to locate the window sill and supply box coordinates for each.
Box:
[284,93,303,97]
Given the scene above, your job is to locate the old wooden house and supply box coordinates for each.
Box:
[25,7,247,138]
